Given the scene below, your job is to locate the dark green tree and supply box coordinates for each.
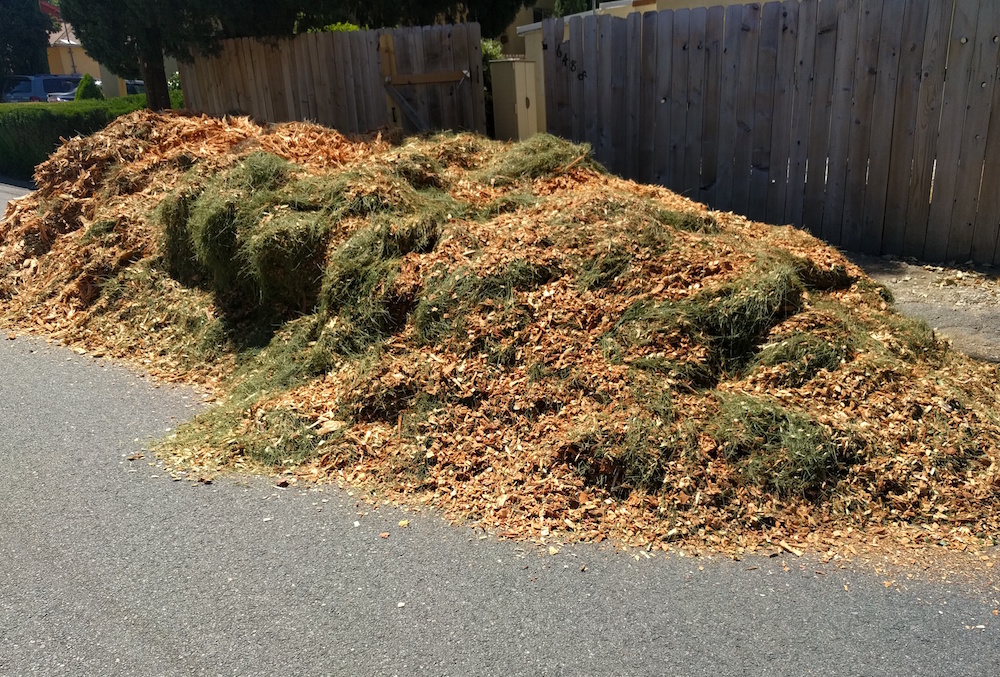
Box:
[0,0,56,77]
[60,0,222,110]
[553,0,591,18]
[318,1,533,39]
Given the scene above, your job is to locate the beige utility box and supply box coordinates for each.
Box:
[490,60,538,141]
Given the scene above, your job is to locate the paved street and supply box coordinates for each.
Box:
[0,180,29,216]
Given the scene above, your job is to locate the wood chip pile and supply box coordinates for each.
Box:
[2,110,998,557]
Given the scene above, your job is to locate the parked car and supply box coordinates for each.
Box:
[46,77,102,102]
[125,80,145,95]
[1,75,83,103]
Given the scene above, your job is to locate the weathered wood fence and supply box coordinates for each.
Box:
[543,0,1000,265]
[178,23,487,136]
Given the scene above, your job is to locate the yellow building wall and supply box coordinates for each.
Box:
[47,46,102,79]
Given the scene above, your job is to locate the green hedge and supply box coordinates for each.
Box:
[0,91,184,181]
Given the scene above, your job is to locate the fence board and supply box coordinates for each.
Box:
[946,1,1000,261]
[699,5,725,205]
[581,15,599,151]
[840,0,885,253]
[626,12,643,181]
[668,9,691,191]
[802,0,840,234]
[749,2,781,222]
[875,0,926,254]
[652,10,674,187]
[637,12,659,185]
[785,0,818,227]
[568,17,585,143]
[682,7,708,194]
[468,25,487,134]
[858,0,903,254]
[902,0,951,258]
[714,4,742,211]
[732,2,762,216]
[923,0,980,261]
[765,1,799,224]
[820,0,861,245]
[349,31,373,132]
[973,41,1000,263]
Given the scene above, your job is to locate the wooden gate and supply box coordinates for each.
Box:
[178,24,487,136]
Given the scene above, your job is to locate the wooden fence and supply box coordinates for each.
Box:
[178,23,487,136]
[542,0,1000,265]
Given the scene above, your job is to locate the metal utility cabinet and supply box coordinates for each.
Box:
[490,60,538,142]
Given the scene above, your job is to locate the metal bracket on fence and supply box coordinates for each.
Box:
[384,84,431,133]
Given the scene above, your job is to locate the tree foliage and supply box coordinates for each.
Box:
[0,0,56,77]
[553,0,591,18]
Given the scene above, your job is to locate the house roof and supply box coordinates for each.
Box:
[49,23,82,48]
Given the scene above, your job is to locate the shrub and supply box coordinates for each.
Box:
[0,95,148,180]
[74,74,105,101]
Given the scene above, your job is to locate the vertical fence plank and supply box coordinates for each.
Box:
[450,24,472,132]
[638,11,660,184]
[583,14,601,154]
[785,0,818,227]
[543,19,560,136]
[293,36,313,121]
[749,2,781,222]
[467,24,487,134]
[765,1,799,224]
[973,40,1000,262]
[651,10,674,187]
[732,2,761,216]
[840,0,885,252]
[366,28,387,130]
[442,25,460,132]
[254,39,277,121]
[569,16,586,143]
[859,0,904,254]
[820,0,861,246]
[306,34,327,124]
[699,4,725,206]
[667,8,690,191]
[268,43,289,121]
[682,7,708,195]
[606,17,629,176]
[553,18,572,140]
[923,0,980,261]
[423,27,448,132]
[348,31,372,132]
[280,38,298,120]
[390,29,413,132]
[874,0,926,254]
[625,11,643,181]
[222,42,241,115]
[715,4,742,211]
[946,1,1000,262]
[326,34,348,130]
[802,0,840,233]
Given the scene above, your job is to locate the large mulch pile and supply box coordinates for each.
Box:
[2,110,999,559]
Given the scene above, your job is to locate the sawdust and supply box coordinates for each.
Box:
[2,111,998,567]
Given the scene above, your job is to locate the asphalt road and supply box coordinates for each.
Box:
[2,181,999,675]
[0,180,30,217]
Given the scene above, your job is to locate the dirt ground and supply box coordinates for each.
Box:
[850,254,1000,363]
